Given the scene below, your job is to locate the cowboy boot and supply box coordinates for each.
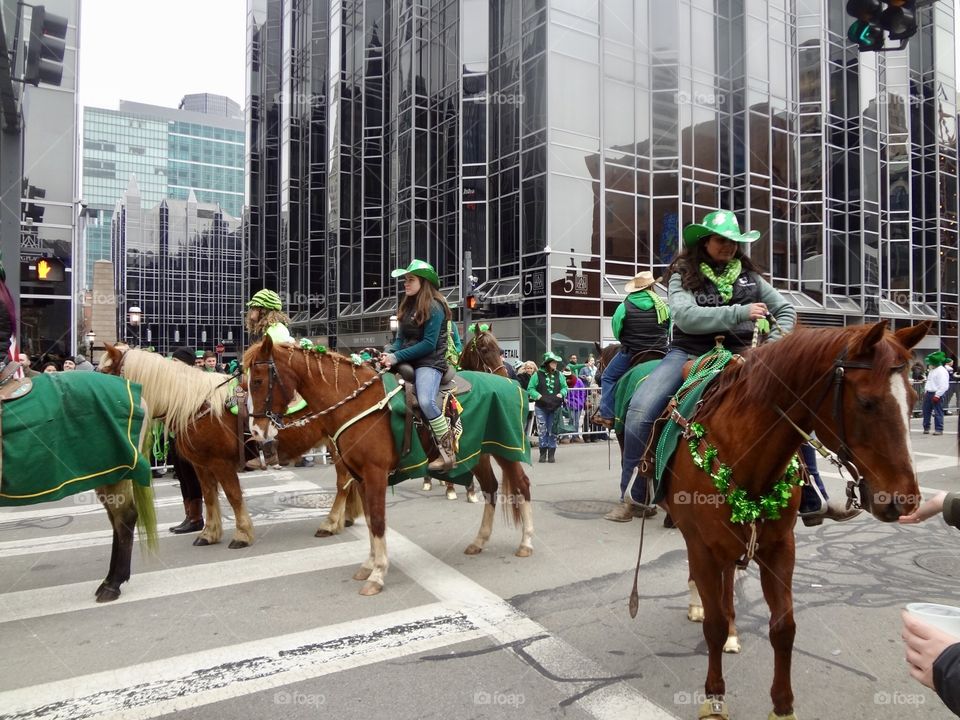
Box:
[428,431,456,472]
[539,448,548,463]
[170,498,204,534]
[547,448,556,463]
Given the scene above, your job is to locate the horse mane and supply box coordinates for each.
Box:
[243,341,376,389]
[708,324,912,410]
[119,349,234,434]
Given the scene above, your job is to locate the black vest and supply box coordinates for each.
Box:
[396,300,449,372]
[671,270,762,356]
[619,299,669,355]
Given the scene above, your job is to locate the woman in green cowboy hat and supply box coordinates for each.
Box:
[526,351,568,464]
[245,289,293,345]
[382,259,457,472]
[615,210,860,523]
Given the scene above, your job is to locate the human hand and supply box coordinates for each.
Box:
[932,395,941,404]
[746,303,768,321]
[899,491,947,524]
[381,353,397,369]
[902,609,960,690]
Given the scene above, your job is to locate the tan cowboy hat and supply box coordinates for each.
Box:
[624,271,659,293]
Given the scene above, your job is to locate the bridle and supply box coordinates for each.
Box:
[773,346,907,510]
[463,332,506,376]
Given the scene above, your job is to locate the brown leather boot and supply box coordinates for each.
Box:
[428,431,457,472]
[170,498,204,533]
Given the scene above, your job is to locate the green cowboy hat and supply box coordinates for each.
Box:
[926,350,949,367]
[391,259,440,288]
[247,288,283,310]
[682,210,761,247]
[541,351,563,366]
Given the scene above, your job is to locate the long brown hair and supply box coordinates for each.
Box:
[398,280,452,326]
[245,308,291,338]
[664,236,763,294]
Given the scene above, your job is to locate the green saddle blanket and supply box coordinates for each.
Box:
[0,373,152,506]
[384,371,531,486]
[611,355,728,504]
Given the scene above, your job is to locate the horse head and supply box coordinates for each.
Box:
[97,343,126,375]
[459,323,507,376]
[245,335,296,444]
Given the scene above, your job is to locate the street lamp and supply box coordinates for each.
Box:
[128,306,142,347]
[388,315,398,333]
[84,330,95,356]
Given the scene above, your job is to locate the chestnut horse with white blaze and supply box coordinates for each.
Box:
[659,321,926,719]
[245,336,534,596]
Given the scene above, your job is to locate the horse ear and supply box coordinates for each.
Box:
[894,321,931,351]
[852,320,889,356]
[259,334,274,357]
[486,322,493,333]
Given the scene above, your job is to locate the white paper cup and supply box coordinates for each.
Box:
[906,603,960,638]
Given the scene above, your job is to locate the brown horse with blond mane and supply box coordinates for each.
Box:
[657,321,927,719]
[99,344,362,546]
[245,336,534,595]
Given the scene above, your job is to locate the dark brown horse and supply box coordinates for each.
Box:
[659,321,926,718]
[99,345,362,546]
[245,337,534,595]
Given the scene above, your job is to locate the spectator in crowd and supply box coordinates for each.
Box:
[193,351,204,368]
[40,361,58,374]
[527,352,567,463]
[516,360,537,389]
[17,353,38,377]
[562,369,586,443]
[73,354,95,372]
[578,355,597,386]
[922,350,950,435]
[501,350,518,381]
[62,358,76,371]
[203,350,218,372]
[912,362,926,383]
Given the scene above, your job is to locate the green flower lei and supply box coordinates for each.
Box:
[699,259,742,303]
[686,421,803,524]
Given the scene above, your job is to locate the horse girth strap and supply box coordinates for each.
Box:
[402,382,416,456]
[235,385,249,471]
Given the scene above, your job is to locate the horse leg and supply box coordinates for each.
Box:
[316,463,352,537]
[722,566,741,654]
[757,538,798,719]
[95,481,136,602]
[464,456,496,555]
[687,577,704,622]
[354,472,389,595]
[216,462,254,548]
[495,455,533,557]
[689,548,730,718]
[465,480,479,503]
[193,466,223,546]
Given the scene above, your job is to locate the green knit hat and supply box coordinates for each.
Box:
[391,259,440,288]
[247,289,283,310]
[682,210,760,248]
[541,351,562,366]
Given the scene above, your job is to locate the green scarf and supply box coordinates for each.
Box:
[699,259,742,303]
[644,289,670,325]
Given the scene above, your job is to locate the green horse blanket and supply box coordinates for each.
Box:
[384,371,531,486]
[0,373,152,506]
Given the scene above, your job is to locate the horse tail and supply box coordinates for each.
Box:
[344,476,364,523]
[132,482,160,553]
[497,460,528,528]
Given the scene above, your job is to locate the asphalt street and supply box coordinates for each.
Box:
[1,414,959,719]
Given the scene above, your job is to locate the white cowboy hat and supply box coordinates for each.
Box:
[624,271,659,293]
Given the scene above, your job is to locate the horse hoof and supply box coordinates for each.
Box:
[464,544,483,555]
[698,698,729,719]
[344,519,354,527]
[359,581,383,596]
[192,536,214,546]
[515,546,533,558]
[228,539,250,549]
[421,480,432,492]
[723,635,741,654]
[353,567,373,581]
[466,490,479,503]
[95,583,120,603]
[767,712,798,720]
[315,528,335,537]
[445,487,457,500]
[688,605,705,622]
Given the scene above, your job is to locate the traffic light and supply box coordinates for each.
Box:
[465,294,478,310]
[846,0,918,52]
[24,6,69,87]
[34,257,64,282]
[22,184,45,224]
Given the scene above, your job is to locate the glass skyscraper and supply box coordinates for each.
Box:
[82,98,245,292]
[246,0,957,360]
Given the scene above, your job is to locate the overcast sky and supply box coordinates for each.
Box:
[78,0,246,112]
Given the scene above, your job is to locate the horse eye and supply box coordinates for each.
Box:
[857,396,876,412]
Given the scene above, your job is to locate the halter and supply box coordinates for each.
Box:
[774,346,906,510]
[463,329,506,376]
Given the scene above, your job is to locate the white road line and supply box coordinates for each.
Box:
[386,530,681,720]
[0,540,365,623]
[0,603,485,720]
[0,477,314,524]
[0,506,334,559]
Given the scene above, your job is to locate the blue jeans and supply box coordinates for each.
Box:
[620,347,689,503]
[922,391,944,432]
[599,350,633,419]
[415,366,442,420]
[799,443,828,513]
[534,406,559,449]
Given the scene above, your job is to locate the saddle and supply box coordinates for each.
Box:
[395,363,471,459]
[0,362,32,402]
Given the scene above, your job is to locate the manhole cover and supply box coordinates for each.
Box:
[553,499,619,519]
[915,553,960,579]
[274,491,336,509]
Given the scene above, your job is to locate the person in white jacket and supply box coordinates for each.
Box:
[923,350,950,435]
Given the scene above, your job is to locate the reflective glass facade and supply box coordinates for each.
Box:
[82,100,244,292]
[247,0,958,358]
[112,184,244,357]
